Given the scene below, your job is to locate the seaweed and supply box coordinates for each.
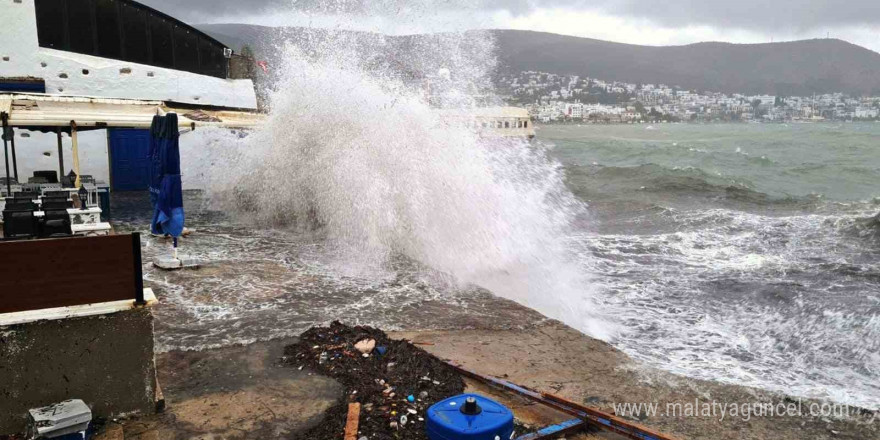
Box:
[284,322,466,440]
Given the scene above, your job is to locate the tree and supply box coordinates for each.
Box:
[634,101,646,115]
[239,45,257,80]
[238,45,268,112]
[751,99,768,118]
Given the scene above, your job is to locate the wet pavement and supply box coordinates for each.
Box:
[111,191,549,352]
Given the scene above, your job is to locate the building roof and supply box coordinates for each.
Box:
[122,0,229,51]
[0,93,264,131]
[438,106,531,119]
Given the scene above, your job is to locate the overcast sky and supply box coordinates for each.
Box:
[139,0,880,53]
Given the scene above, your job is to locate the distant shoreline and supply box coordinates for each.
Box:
[532,119,880,126]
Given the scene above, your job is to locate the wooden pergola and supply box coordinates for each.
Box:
[1,93,265,194]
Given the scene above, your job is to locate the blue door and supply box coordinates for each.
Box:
[109,129,151,191]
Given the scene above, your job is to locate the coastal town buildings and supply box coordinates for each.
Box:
[499,71,880,123]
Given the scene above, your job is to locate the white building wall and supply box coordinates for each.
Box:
[3,127,220,190]
[2,129,110,183]
[0,0,258,109]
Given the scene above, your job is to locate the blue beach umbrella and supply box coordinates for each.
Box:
[149,113,185,254]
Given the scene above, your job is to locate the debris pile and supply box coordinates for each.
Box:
[284,322,465,440]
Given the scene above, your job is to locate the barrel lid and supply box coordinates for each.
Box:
[427,394,513,438]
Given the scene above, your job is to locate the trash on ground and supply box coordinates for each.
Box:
[285,322,466,440]
[354,339,376,354]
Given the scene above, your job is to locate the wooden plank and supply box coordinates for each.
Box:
[541,392,677,440]
[0,289,156,326]
[0,234,139,314]
[447,362,681,440]
[344,402,360,440]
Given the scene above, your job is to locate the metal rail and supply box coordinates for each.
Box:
[515,419,586,440]
[447,362,680,440]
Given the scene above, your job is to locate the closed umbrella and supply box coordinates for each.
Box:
[149,113,185,259]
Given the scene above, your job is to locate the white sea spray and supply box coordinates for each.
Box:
[186,17,613,339]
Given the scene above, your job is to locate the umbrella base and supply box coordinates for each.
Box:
[153,257,201,271]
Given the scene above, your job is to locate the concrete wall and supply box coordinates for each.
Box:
[0,0,258,109]
[0,308,158,435]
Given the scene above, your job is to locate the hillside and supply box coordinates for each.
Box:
[493,30,880,96]
[197,25,880,96]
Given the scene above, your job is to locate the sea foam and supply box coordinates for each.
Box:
[188,25,612,339]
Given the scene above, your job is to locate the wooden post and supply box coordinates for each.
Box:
[132,233,145,306]
[10,127,17,182]
[344,402,360,440]
[2,112,10,195]
[71,121,81,188]
[57,128,65,181]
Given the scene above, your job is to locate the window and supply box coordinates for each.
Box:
[67,0,95,55]
[524,121,529,128]
[149,16,174,68]
[34,0,66,50]
[121,3,149,64]
[95,0,121,59]
[504,121,510,128]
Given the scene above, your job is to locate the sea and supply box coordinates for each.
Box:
[124,122,880,413]
[114,26,879,413]
[542,122,880,411]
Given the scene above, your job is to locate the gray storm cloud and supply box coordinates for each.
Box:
[599,0,880,31]
[138,0,880,31]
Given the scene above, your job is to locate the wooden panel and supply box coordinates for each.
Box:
[344,403,360,440]
[0,235,139,314]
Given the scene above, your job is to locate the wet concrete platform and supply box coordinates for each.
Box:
[95,339,341,440]
[88,322,879,440]
[110,191,550,353]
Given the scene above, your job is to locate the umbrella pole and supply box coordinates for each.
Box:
[173,237,178,260]
[2,112,10,195]
[71,121,82,189]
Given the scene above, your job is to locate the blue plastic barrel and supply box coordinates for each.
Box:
[426,394,514,440]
